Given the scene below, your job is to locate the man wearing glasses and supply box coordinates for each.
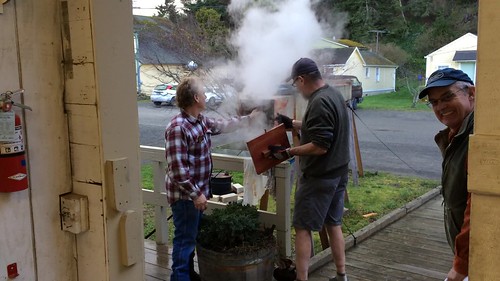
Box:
[419,68,475,281]
[274,58,350,281]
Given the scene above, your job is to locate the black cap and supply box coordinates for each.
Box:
[418,68,474,99]
[288,58,319,81]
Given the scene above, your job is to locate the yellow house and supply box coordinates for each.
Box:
[315,47,398,95]
[134,16,191,95]
[424,33,477,83]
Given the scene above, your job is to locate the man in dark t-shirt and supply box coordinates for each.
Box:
[274,58,350,281]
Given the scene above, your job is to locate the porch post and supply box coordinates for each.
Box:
[468,1,500,279]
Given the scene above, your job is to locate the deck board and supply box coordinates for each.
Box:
[310,197,453,281]
[144,196,453,280]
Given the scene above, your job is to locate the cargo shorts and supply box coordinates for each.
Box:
[292,173,348,231]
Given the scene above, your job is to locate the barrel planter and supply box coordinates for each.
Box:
[196,244,275,281]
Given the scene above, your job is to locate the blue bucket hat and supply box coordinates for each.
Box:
[419,68,474,99]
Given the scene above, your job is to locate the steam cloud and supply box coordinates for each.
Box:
[227,0,323,99]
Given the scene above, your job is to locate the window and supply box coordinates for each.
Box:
[376,67,380,82]
[365,67,370,78]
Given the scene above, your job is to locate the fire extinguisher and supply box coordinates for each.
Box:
[0,90,30,192]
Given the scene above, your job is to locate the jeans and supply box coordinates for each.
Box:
[170,200,202,281]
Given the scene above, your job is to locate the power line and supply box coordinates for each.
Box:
[368,30,388,53]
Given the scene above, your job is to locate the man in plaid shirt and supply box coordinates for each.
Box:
[165,77,259,281]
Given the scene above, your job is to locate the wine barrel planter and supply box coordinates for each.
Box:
[196,244,275,281]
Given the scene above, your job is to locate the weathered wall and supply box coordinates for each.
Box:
[64,0,144,280]
[0,0,144,280]
[468,1,500,280]
[0,0,75,280]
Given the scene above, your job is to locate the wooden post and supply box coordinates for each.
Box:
[153,161,169,245]
[348,108,359,186]
[259,189,269,211]
[352,109,364,177]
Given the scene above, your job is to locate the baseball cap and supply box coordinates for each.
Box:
[418,68,474,99]
[287,58,319,81]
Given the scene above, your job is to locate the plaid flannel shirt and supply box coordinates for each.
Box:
[165,111,249,205]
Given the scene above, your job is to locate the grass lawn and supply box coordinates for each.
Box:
[358,79,432,111]
[141,165,438,254]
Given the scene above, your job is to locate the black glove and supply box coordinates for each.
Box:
[268,145,291,160]
[275,114,293,129]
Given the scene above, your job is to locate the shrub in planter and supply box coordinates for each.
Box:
[196,203,276,281]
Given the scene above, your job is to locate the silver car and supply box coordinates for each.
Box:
[151,83,177,106]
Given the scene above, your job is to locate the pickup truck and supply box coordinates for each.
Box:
[326,75,364,109]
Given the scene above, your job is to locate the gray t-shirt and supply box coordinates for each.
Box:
[300,84,350,178]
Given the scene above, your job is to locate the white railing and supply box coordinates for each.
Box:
[140,145,293,257]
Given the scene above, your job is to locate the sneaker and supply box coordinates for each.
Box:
[190,270,201,281]
[273,267,296,281]
[329,274,348,281]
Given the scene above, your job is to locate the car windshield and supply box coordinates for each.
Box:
[350,78,361,86]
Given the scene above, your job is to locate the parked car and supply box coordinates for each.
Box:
[150,83,177,106]
[205,87,224,107]
[326,75,364,109]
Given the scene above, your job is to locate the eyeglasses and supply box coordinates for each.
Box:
[292,76,302,87]
[426,87,468,107]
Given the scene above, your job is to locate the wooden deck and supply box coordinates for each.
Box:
[309,196,453,281]
[144,196,453,281]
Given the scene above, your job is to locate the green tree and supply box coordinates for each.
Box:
[156,0,180,23]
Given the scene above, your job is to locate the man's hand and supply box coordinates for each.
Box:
[249,109,263,120]
[268,145,292,160]
[275,114,293,129]
[193,194,208,211]
[446,268,467,281]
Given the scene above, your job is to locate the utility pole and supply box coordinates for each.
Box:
[368,30,387,53]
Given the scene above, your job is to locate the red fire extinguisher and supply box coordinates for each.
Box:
[0,90,29,192]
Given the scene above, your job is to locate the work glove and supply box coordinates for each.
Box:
[275,113,293,129]
[268,145,292,160]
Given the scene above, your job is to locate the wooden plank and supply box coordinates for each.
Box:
[66,104,100,145]
[15,0,78,280]
[246,124,290,174]
[73,182,107,281]
[153,161,169,244]
[347,252,446,280]
[352,110,364,177]
[145,262,171,281]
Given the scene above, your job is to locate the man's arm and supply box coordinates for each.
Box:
[289,142,327,156]
[207,109,260,134]
[447,193,471,281]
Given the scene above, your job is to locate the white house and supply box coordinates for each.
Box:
[424,33,477,83]
[314,47,398,95]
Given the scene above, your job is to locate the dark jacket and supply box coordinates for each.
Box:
[435,111,473,274]
[300,84,350,178]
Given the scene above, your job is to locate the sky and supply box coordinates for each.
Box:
[132,0,165,16]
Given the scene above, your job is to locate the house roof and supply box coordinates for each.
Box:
[359,50,398,67]
[425,33,477,57]
[336,39,368,49]
[134,15,190,65]
[453,50,477,61]
[314,48,356,65]
[313,38,348,49]
[314,47,397,68]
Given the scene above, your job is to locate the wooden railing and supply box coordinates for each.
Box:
[140,145,293,257]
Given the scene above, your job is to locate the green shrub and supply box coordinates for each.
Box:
[197,203,275,254]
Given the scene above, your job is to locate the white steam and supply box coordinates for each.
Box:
[228,0,323,98]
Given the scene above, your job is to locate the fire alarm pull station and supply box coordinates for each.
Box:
[0,89,31,193]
